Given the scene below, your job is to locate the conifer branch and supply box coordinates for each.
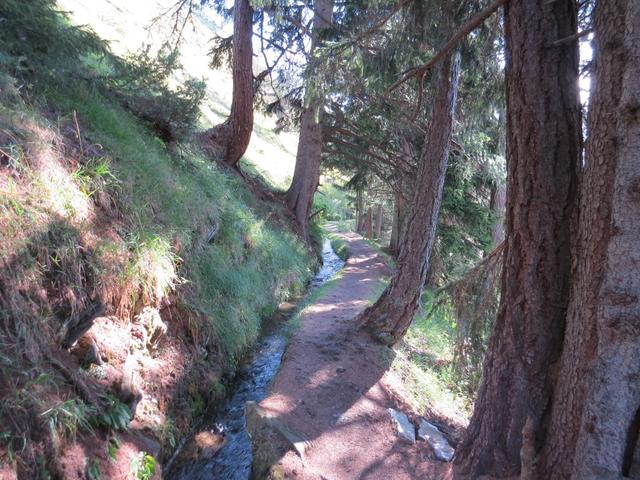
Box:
[351,0,413,44]
[386,0,506,93]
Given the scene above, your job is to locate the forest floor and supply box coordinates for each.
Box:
[250,230,455,479]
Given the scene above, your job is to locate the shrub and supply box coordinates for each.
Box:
[0,0,108,85]
[105,44,206,143]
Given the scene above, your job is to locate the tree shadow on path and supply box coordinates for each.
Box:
[249,231,452,480]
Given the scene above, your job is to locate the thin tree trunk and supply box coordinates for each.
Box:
[366,207,373,239]
[454,1,580,476]
[356,189,364,232]
[202,0,253,167]
[375,204,383,239]
[540,1,640,478]
[285,0,334,241]
[389,189,405,256]
[358,214,366,235]
[358,54,461,345]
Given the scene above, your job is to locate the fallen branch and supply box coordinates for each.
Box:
[386,0,506,93]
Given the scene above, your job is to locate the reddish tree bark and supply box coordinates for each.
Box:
[375,204,383,239]
[355,188,364,233]
[358,54,461,345]
[539,1,640,477]
[202,0,253,167]
[285,0,334,241]
[454,1,581,476]
[365,207,373,239]
[489,184,506,247]
[389,189,406,256]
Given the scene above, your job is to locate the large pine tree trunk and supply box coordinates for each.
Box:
[358,54,461,345]
[202,0,253,167]
[285,0,334,241]
[489,184,506,247]
[540,1,640,478]
[454,1,580,476]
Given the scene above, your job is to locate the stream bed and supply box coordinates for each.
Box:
[167,238,345,479]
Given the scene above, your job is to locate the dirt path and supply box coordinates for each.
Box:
[250,231,452,479]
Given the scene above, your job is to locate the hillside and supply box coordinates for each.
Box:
[0,1,315,478]
[57,0,300,187]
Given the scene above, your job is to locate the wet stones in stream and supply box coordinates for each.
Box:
[167,239,345,479]
[182,431,227,459]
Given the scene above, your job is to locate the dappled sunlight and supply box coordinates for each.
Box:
[243,231,446,479]
[348,252,378,263]
[305,298,368,313]
[12,119,95,223]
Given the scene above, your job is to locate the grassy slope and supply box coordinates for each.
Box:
[0,85,313,477]
[56,0,299,188]
[0,4,315,477]
[54,84,313,356]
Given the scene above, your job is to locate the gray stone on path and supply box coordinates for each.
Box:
[418,420,455,462]
[387,408,415,443]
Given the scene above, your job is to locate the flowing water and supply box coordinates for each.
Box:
[167,239,344,479]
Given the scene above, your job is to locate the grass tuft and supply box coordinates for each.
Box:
[328,233,349,261]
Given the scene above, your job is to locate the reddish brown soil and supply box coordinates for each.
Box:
[256,232,453,479]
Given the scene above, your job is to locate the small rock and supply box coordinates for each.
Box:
[194,431,226,458]
[134,307,167,350]
[336,367,346,374]
[388,408,415,443]
[418,420,455,462]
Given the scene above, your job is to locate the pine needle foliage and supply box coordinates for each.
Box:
[0,0,108,86]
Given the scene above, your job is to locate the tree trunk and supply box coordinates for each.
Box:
[490,109,507,248]
[365,207,373,239]
[285,0,334,241]
[358,54,461,345]
[357,214,366,235]
[355,188,364,232]
[454,1,580,476]
[489,183,506,247]
[202,0,253,167]
[375,204,383,239]
[539,1,640,478]
[389,189,406,256]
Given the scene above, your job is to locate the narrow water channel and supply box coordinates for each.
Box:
[167,238,345,479]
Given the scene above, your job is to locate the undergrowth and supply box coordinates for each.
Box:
[362,277,473,424]
[392,291,474,424]
[328,233,348,261]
